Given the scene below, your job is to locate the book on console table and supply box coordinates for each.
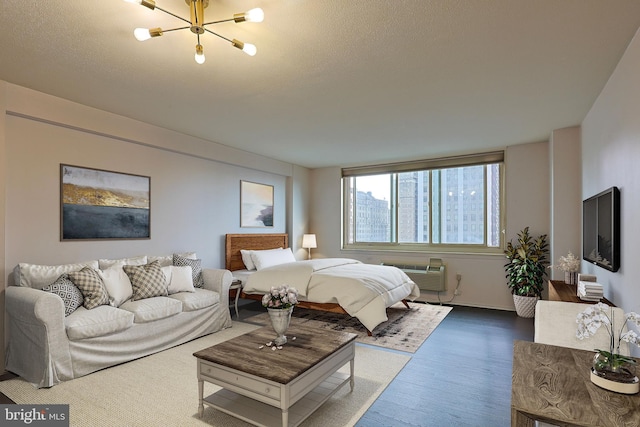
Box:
[578,280,603,302]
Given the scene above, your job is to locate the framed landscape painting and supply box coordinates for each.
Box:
[61,164,150,240]
[240,180,274,227]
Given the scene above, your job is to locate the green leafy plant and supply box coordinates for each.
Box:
[504,226,549,297]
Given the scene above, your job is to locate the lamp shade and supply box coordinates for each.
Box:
[302,234,317,249]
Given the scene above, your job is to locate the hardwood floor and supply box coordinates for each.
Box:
[0,302,533,426]
[355,305,534,427]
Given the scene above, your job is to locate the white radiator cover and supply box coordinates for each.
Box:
[383,262,447,292]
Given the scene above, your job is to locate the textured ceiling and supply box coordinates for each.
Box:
[1,1,640,168]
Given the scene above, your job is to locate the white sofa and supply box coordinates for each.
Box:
[5,254,233,388]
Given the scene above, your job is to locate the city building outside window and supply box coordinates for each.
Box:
[342,152,504,253]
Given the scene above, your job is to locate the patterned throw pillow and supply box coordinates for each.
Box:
[123,261,168,301]
[68,267,110,310]
[42,274,84,316]
[173,255,204,288]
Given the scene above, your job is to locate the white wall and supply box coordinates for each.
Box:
[582,28,640,316]
[310,141,551,311]
[288,165,312,259]
[549,127,582,281]
[4,115,288,269]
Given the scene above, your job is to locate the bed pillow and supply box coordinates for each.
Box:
[123,261,168,301]
[173,255,204,288]
[68,267,110,310]
[42,274,84,316]
[251,247,296,270]
[98,262,134,307]
[240,250,256,270]
[243,248,283,270]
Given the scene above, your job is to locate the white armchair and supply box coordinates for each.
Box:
[534,300,629,355]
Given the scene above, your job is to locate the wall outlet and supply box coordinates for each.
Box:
[456,273,462,281]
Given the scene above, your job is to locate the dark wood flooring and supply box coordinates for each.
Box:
[355,304,534,427]
[0,302,534,426]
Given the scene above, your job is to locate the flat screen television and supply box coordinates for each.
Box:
[582,186,620,272]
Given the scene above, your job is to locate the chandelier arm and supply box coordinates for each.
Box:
[154,5,191,25]
[202,18,235,26]
[203,28,232,43]
[161,25,191,33]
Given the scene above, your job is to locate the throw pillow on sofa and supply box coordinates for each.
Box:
[68,267,110,310]
[124,261,168,301]
[14,260,100,289]
[173,254,204,288]
[149,252,197,267]
[98,255,147,270]
[160,265,196,294]
[42,274,84,316]
[98,262,134,307]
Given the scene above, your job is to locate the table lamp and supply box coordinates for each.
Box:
[302,234,317,260]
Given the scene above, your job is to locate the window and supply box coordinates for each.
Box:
[342,152,504,253]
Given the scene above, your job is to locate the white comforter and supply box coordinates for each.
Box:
[243,258,420,332]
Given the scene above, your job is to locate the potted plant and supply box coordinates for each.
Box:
[504,226,549,317]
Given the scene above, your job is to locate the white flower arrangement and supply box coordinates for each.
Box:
[261,285,299,309]
[550,252,581,273]
[576,302,640,368]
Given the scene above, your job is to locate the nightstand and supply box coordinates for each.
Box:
[229,279,243,318]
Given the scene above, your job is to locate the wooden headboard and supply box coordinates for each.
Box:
[225,233,289,271]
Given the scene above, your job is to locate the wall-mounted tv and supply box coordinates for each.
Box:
[582,186,620,272]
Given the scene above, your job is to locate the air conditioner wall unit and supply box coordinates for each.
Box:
[382,258,446,292]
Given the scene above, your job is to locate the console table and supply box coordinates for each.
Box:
[548,280,615,306]
[511,340,640,426]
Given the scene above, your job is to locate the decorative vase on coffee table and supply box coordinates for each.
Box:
[267,306,293,345]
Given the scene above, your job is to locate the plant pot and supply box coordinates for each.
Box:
[590,351,640,394]
[267,306,293,345]
[512,294,539,318]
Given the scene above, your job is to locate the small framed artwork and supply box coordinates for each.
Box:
[241,180,274,227]
[61,164,151,240]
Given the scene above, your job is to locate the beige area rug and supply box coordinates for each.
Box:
[245,302,452,353]
[0,321,409,427]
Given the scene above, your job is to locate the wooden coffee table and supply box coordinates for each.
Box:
[193,320,357,427]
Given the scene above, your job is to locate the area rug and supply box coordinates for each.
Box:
[0,321,409,427]
[245,301,452,353]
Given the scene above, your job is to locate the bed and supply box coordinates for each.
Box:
[225,233,420,333]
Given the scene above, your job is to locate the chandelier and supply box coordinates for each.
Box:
[123,0,264,64]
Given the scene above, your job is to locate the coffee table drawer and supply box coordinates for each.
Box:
[199,360,281,400]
